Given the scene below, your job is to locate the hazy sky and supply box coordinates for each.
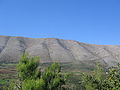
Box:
[0,0,120,45]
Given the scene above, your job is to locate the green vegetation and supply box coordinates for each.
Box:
[78,63,120,90]
[3,53,68,90]
[0,53,120,90]
[0,63,16,90]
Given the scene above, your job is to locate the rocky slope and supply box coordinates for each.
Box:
[0,35,120,67]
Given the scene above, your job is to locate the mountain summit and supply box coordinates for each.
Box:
[0,35,120,67]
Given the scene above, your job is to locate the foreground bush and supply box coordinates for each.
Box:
[4,53,68,90]
[80,63,120,90]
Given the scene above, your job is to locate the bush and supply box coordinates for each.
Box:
[80,63,120,90]
[4,53,68,90]
[17,53,40,80]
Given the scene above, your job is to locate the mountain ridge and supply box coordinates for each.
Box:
[0,35,120,67]
[1,35,119,46]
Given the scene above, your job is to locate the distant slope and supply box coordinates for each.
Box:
[0,35,120,67]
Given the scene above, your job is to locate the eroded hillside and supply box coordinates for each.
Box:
[0,35,120,67]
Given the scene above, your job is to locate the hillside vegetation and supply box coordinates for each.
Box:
[1,53,120,90]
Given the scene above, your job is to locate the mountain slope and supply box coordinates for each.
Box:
[0,35,120,67]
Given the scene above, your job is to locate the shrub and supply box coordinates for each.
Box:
[80,63,120,90]
[4,53,68,90]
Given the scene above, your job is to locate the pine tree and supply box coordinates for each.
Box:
[4,53,68,90]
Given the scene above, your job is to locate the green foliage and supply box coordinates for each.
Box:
[22,79,45,90]
[0,80,7,85]
[4,53,120,90]
[102,63,120,90]
[3,81,15,90]
[93,63,104,81]
[80,63,120,90]
[17,53,40,80]
[42,63,68,90]
[80,64,104,90]
[4,53,68,90]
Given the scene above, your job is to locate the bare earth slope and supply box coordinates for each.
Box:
[0,35,120,67]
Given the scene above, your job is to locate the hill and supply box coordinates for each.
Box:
[0,35,120,67]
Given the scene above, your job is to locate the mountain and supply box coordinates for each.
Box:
[0,35,120,67]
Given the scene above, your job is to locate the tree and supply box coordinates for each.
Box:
[4,53,68,90]
[80,63,104,90]
[42,63,67,90]
[17,53,40,80]
[80,63,120,90]
[102,63,120,90]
